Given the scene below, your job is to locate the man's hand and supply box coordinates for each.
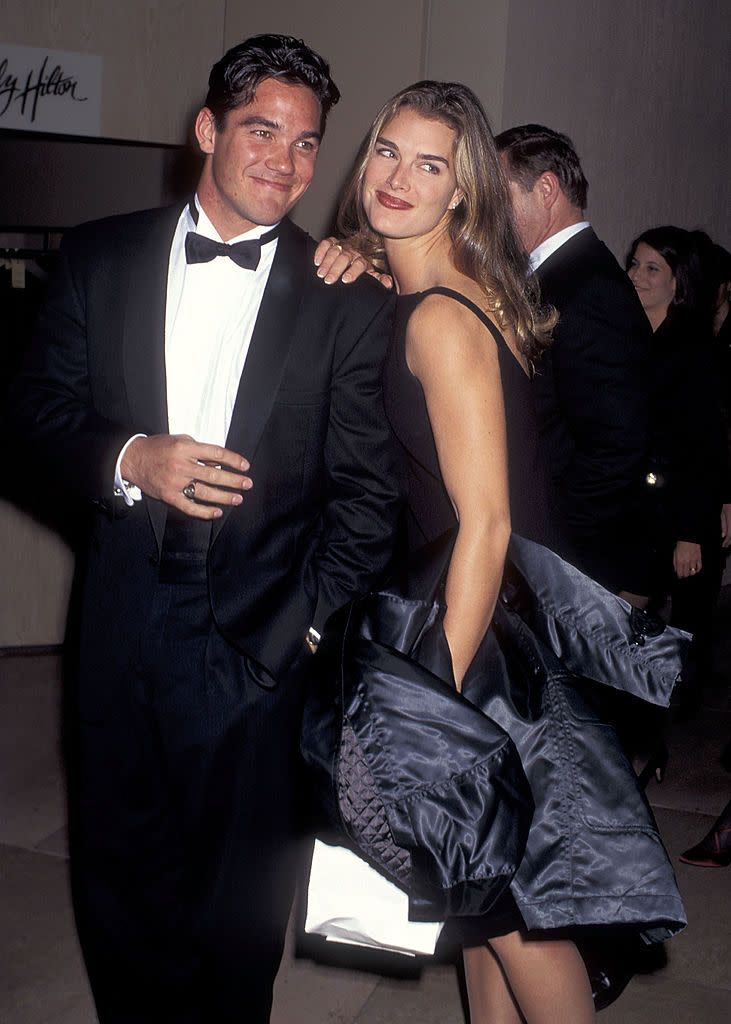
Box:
[314,236,393,288]
[673,539,702,579]
[121,434,252,519]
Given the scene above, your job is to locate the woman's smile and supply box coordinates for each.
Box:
[375,189,413,210]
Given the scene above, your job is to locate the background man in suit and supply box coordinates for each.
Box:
[495,125,659,1002]
[495,124,651,600]
[9,34,401,1024]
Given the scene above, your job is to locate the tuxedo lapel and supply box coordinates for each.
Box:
[211,219,308,544]
[121,204,182,549]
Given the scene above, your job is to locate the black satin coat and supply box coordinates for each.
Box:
[303,534,534,921]
[303,534,687,942]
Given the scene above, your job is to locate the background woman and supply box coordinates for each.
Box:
[626,227,726,700]
[627,229,731,870]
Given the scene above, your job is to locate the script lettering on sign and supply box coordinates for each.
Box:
[0,43,102,136]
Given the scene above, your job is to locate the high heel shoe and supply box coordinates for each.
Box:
[578,938,635,1011]
[636,740,669,788]
[680,802,731,867]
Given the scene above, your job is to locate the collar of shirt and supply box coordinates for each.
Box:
[529,221,590,272]
[164,196,281,445]
[166,196,281,332]
[185,194,282,246]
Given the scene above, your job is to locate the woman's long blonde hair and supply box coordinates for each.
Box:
[337,80,554,363]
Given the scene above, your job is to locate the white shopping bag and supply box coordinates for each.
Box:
[304,839,444,957]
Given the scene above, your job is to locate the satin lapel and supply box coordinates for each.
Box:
[211,219,308,544]
[121,204,183,550]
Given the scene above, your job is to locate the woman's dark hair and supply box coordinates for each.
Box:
[337,80,554,364]
[625,225,704,320]
[708,242,731,288]
[690,232,731,322]
[205,34,340,132]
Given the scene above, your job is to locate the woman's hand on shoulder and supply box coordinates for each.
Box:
[314,236,393,288]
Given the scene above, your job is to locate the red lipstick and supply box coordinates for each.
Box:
[376,190,413,210]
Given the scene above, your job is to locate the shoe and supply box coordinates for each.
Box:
[578,940,635,1012]
[637,740,669,788]
[680,826,731,867]
[586,961,634,1011]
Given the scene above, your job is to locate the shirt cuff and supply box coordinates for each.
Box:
[114,434,146,506]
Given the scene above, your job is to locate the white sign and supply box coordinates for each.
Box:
[0,43,102,136]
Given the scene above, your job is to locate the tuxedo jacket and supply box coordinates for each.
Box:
[532,227,652,590]
[9,205,402,693]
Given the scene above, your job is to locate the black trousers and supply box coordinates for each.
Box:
[70,581,305,1023]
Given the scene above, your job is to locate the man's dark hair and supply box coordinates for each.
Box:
[205,33,340,132]
[495,124,588,210]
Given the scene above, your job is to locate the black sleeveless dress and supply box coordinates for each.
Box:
[383,287,552,551]
[377,288,686,942]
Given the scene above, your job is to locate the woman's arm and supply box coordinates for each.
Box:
[406,295,511,689]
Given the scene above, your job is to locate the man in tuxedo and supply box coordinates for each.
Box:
[496,124,651,598]
[9,35,401,1023]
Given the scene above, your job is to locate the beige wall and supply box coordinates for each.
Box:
[221,0,514,237]
[221,0,427,235]
[0,0,226,144]
[499,0,731,259]
[2,0,727,245]
[227,0,730,253]
[1,0,728,645]
[423,0,510,128]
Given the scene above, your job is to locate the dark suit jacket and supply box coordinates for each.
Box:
[532,227,652,591]
[8,205,402,697]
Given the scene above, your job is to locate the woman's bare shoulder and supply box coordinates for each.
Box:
[406,287,497,348]
[405,290,500,379]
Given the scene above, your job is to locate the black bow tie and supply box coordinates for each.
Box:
[184,225,279,271]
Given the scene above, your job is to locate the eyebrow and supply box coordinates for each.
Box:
[375,134,450,167]
[241,115,321,142]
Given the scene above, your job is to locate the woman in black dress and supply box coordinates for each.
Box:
[335,79,594,1024]
[626,227,726,693]
[312,82,685,1023]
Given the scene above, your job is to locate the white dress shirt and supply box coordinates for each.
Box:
[114,197,279,504]
[529,221,590,271]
